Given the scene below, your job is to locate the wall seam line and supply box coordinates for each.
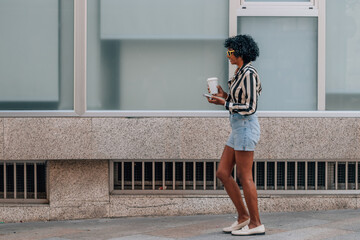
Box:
[3,118,5,160]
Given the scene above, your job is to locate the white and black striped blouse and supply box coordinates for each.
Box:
[224,62,262,115]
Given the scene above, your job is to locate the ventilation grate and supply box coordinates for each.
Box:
[112,160,360,194]
[0,161,47,202]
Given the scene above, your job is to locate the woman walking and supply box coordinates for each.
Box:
[206,35,265,236]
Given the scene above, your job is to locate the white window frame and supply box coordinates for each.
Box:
[74,0,87,116]
[241,0,316,6]
[1,0,360,118]
[238,0,318,17]
[235,0,326,113]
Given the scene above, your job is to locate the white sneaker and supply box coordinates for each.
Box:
[231,224,266,236]
[222,219,250,233]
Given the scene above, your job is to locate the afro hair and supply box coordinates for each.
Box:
[224,35,259,63]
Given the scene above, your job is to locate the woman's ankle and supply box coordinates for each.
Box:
[248,220,262,229]
[237,214,250,223]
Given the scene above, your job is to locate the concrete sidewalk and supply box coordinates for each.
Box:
[1,209,360,240]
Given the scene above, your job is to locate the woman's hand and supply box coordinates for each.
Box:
[206,85,227,105]
[207,85,228,99]
[206,95,225,105]
[213,85,228,99]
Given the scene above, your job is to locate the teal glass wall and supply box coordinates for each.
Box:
[87,0,229,110]
[0,0,74,110]
[238,17,318,111]
[326,0,360,110]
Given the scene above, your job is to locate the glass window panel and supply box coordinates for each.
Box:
[0,0,74,110]
[87,0,228,110]
[238,17,318,110]
[100,0,227,40]
[326,0,360,110]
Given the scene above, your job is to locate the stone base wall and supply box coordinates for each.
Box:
[1,117,360,222]
[0,160,359,223]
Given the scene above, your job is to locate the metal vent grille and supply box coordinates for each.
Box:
[0,161,47,203]
[111,160,360,194]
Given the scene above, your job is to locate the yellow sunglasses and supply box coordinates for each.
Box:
[227,50,235,57]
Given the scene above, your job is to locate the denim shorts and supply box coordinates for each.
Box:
[226,113,261,151]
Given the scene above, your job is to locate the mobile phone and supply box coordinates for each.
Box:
[203,93,213,98]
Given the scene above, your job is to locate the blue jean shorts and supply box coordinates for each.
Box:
[226,113,261,151]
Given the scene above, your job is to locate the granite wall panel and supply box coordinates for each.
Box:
[48,160,110,220]
[179,118,230,160]
[256,118,360,160]
[110,195,183,217]
[91,117,360,160]
[109,194,359,218]
[3,118,93,160]
[0,205,49,222]
[49,160,109,206]
[92,118,181,159]
[259,195,358,212]
[1,117,359,160]
[49,203,109,221]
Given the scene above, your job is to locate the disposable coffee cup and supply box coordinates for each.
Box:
[207,77,219,94]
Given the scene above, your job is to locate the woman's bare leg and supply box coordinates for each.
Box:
[216,145,249,222]
[235,150,261,229]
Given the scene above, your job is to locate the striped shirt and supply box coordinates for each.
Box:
[224,62,262,115]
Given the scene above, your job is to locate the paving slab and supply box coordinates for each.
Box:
[1,209,360,240]
[325,233,360,240]
[108,236,174,240]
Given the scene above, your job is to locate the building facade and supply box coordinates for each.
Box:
[1,0,360,222]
